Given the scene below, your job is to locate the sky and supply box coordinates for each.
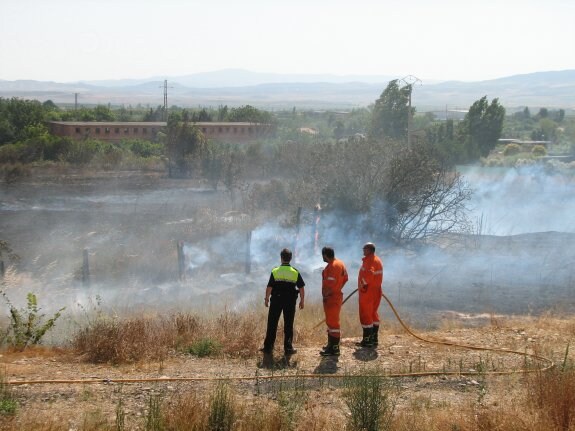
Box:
[1,0,574,83]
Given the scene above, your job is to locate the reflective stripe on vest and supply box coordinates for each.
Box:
[272,265,299,283]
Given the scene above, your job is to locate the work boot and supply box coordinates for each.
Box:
[320,335,340,356]
[372,325,379,347]
[284,341,297,355]
[355,327,374,348]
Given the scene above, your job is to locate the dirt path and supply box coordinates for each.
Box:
[1,319,566,429]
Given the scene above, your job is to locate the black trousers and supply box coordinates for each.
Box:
[263,295,297,351]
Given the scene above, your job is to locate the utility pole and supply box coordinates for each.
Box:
[159,80,173,122]
[400,75,422,149]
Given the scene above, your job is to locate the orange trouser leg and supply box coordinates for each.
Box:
[323,295,342,338]
[372,285,382,326]
[358,288,374,328]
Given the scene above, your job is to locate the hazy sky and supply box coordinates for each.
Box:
[1,0,574,83]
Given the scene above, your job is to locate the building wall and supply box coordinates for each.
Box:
[48,121,272,143]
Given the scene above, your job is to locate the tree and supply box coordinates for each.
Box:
[217,105,229,121]
[166,114,207,178]
[275,138,472,244]
[458,96,505,159]
[369,80,413,141]
[0,98,46,145]
[333,120,345,140]
[535,108,549,119]
[92,105,116,121]
[227,105,273,124]
[531,118,557,142]
[143,106,164,121]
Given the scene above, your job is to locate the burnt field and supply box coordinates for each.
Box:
[1,169,575,325]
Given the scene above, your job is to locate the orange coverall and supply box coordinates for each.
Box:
[322,258,349,339]
[357,254,384,328]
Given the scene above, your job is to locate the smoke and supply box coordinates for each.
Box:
[462,164,575,235]
[1,165,575,327]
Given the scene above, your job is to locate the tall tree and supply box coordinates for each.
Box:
[369,80,413,141]
[458,96,505,159]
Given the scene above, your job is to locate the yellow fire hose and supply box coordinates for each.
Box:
[6,289,554,386]
[314,288,555,376]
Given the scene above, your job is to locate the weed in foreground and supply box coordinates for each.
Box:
[526,364,575,431]
[275,374,309,431]
[343,369,398,431]
[145,392,165,431]
[208,381,236,431]
[0,370,17,416]
[115,392,126,431]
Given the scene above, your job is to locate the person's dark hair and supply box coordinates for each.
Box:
[363,242,376,252]
[280,248,292,262]
[322,246,335,259]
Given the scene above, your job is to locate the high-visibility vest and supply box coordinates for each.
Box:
[271,265,300,284]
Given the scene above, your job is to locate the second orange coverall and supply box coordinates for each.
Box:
[357,253,384,329]
[322,258,349,339]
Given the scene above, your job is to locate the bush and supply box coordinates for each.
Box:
[1,292,65,350]
[123,140,164,158]
[0,162,31,183]
[503,143,521,156]
[73,312,203,364]
[532,144,547,156]
[72,317,172,364]
[343,370,398,431]
[187,338,222,357]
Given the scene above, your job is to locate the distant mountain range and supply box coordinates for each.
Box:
[1,69,574,111]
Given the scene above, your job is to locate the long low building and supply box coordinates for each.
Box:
[47,121,273,143]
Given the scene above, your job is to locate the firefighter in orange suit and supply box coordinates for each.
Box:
[356,242,383,348]
[319,246,348,356]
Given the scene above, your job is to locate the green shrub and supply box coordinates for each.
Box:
[503,143,521,156]
[532,144,547,156]
[0,372,17,416]
[343,370,398,431]
[123,140,164,158]
[1,292,65,350]
[187,338,222,357]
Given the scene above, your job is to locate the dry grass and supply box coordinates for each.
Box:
[4,305,575,430]
[72,308,266,364]
[525,366,575,430]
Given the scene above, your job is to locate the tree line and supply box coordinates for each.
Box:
[1,85,573,244]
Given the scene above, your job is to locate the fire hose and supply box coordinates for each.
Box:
[6,289,554,386]
[315,287,555,375]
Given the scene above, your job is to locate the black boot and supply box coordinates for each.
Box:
[372,325,379,347]
[320,335,340,356]
[355,327,374,348]
[284,338,297,355]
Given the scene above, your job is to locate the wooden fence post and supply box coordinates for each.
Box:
[82,249,90,287]
[177,240,186,281]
